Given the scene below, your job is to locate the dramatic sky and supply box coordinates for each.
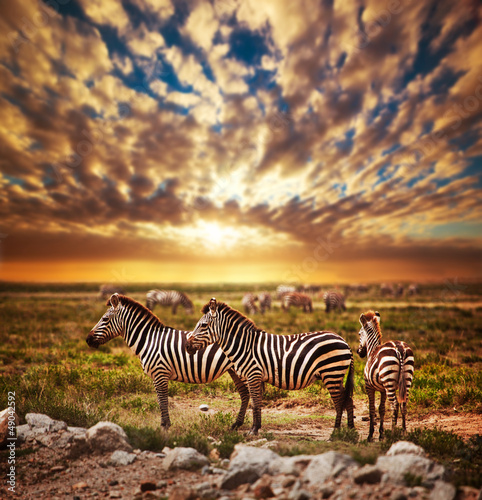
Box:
[0,0,481,283]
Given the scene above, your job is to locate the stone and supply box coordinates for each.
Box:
[69,434,90,459]
[269,455,313,476]
[386,441,425,457]
[85,421,132,454]
[108,450,137,466]
[72,481,88,490]
[353,464,383,485]
[162,447,209,471]
[253,474,275,498]
[303,451,358,488]
[140,480,157,492]
[376,454,445,487]
[429,480,456,500]
[16,424,32,442]
[0,408,18,448]
[220,445,279,490]
[169,486,196,500]
[25,413,67,432]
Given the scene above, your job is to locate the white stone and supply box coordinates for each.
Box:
[109,450,137,466]
[386,441,425,457]
[303,451,358,488]
[162,447,209,471]
[86,421,132,454]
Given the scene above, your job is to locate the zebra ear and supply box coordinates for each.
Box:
[359,313,367,326]
[209,297,217,316]
[375,311,381,323]
[109,293,120,308]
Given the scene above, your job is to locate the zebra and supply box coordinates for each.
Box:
[281,292,313,313]
[323,291,346,313]
[146,289,194,315]
[276,285,296,299]
[380,283,394,296]
[258,292,272,314]
[357,310,415,442]
[408,284,419,296]
[186,298,355,435]
[86,294,250,429]
[99,284,125,300]
[242,293,258,314]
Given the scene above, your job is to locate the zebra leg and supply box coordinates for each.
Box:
[327,383,345,428]
[227,369,250,430]
[378,391,387,441]
[247,376,264,435]
[366,387,377,442]
[172,304,178,314]
[153,375,171,429]
[401,401,407,433]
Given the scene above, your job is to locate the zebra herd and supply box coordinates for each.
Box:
[87,292,415,441]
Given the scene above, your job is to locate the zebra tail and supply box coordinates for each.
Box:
[397,355,407,403]
[343,354,355,409]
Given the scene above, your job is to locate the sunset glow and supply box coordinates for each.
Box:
[0,0,481,284]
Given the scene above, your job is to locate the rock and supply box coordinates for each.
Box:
[109,450,137,466]
[25,413,67,432]
[67,426,88,436]
[85,421,132,454]
[376,453,445,487]
[253,474,275,498]
[199,404,209,411]
[429,480,456,500]
[69,434,90,459]
[303,451,358,488]
[353,464,383,484]
[169,486,196,500]
[162,447,210,471]
[16,424,32,442]
[220,445,279,490]
[72,481,88,490]
[140,480,157,492]
[386,441,425,457]
[0,408,18,448]
[269,455,313,476]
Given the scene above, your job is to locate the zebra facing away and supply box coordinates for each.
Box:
[146,289,194,315]
[323,291,346,313]
[357,310,415,442]
[281,292,313,313]
[258,292,272,314]
[86,294,250,429]
[186,298,355,435]
[242,293,258,314]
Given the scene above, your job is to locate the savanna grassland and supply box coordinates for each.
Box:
[0,281,481,487]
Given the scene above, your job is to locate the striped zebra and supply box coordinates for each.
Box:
[86,294,250,429]
[323,291,346,313]
[276,285,296,299]
[242,293,258,314]
[281,292,313,313]
[146,289,194,315]
[357,310,415,442]
[258,292,272,314]
[186,298,355,435]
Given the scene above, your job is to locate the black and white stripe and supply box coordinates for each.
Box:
[357,310,415,441]
[323,291,346,313]
[146,289,194,315]
[186,298,355,435]
[242,293,258,314]
[86,294,249,429]
[281,292,313,313]
[258,292,272,314]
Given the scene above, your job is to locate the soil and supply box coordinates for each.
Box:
[2,403,480,499]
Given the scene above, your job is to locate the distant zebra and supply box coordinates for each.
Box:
[146,289,194,315]
[408,284,419,296]
[86,294,249,429]
[323,291,346,313]
[186,298,355,435]
[258,292,272,314]
[395,284,404,297]
[380,283,394,296]
[99,284,125,300]
[281,292,312,313]
[242,293,258,314]
[276,285,296,299]
[357,310,415,441]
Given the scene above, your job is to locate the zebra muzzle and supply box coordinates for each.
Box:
[86,332,100,349]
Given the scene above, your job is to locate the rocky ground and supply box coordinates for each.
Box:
[1,412,481,500]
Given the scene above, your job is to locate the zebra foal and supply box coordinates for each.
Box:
[186,298,355,435]
[146,289,194,315]
[357,310,415,441]
[86,294,250,429]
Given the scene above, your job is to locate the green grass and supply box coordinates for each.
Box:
[0,282,481,486]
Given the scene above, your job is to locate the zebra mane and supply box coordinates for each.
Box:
[117,294,165,327]
[202,301,262,333]
[362,310,382,338]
